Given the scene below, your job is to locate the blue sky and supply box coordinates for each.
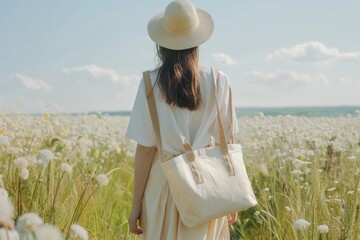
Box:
[1,0,359,113]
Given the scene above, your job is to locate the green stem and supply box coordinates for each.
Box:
[48,172,65,223]
[29,170,42,211]
[5,154,12,184]
[26,135,35,157]
[65,183,90,239]
[75,185,98,223]
[17,175,21,217]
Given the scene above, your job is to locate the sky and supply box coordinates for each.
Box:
[1,0,360,113]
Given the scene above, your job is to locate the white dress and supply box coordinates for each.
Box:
[126,66,239,240]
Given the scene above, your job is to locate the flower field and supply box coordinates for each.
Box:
[0,111,360,239]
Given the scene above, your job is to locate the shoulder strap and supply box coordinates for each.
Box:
[143,71,164,161]
[211,68,235,176]
[211,68,235,145]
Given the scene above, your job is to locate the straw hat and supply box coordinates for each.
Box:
[147,0,214,50]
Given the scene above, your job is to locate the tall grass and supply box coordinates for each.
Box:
[0,112,359,239]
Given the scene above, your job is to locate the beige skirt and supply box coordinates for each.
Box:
[140,153,231,240]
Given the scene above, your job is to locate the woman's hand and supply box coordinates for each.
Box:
[227,212,238,225]
[128,202,143,235]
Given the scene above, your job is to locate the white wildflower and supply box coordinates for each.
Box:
[291,170,303,176]
[96,174,109,187]
[263,188,269,192]
[0,228,20,240]
[20,168,29,180]
[293,219,310,230]
[347,191,354,194]
[35,224,62,240]
[285,206,292,211]
[348,156,356,161]
[13,157,29,169]
[293,159,311,168]
[0,136,10,147]
[37,149,54,166]
[60,163,73,174]
[69,224,89,240]
[16,212,43,233]
[318,224,329,234]
[326,187,336,192]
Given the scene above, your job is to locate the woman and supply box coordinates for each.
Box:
[126,0,239,239]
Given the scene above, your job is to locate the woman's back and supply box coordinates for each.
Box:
[126,66,238,156]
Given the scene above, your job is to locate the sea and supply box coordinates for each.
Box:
[85,106,360,118]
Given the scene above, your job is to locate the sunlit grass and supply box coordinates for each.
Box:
[0,111,359,239]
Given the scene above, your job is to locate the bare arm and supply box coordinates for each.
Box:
[128,143,157,235]
[132,144,157,205]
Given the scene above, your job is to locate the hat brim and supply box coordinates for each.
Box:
[147,8,214,50]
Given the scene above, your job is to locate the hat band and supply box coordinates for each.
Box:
[162,17,199,35]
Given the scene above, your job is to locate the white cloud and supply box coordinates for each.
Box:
[267,41,360,62]
[213,52,239,66]
[11,73,52,91]
[62,64,139,85]
[244,70,329,85]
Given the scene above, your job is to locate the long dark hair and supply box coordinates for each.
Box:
[155,45,201,111]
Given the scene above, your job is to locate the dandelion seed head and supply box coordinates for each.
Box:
[70,224,89,240]
[291,170,303,176]
[293,219,310,230]
[35,224,62,240]
[14,158,29,169]
[348,156,356,161]
[37,149,54,166]
[318,224,329,234]
[96,174,109,187]
[293,159,311,169]
[60,163,73,174]
[0,136,10,147]
[16,212,43,232]
[20,168,29,180]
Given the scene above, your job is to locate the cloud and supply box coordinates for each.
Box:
[11,73,52,91]
[244,70,329,86]
[267,41,360,62]
[62,64,139,85]
[213,53,239,66]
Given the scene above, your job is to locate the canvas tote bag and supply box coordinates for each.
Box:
[143,68,257,227]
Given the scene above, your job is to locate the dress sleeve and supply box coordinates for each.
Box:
[211,71,239,144]
[125,78,156,147]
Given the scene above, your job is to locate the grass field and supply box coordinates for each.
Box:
[0,112,360,239]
